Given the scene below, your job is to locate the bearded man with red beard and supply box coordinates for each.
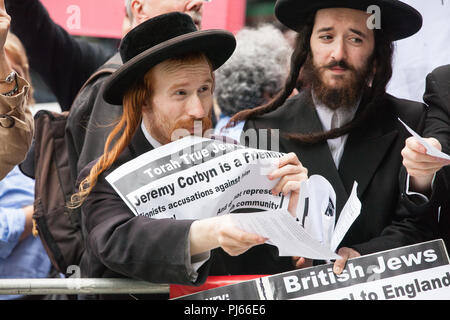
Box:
[70,12,308,300]
[230,0,440,274]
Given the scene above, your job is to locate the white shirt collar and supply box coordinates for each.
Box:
[311,91,360,168]
[141,121,162,149]
[311,92,360,132]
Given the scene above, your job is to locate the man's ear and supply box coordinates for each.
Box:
[142,97,152,112]
[130,0,146,26]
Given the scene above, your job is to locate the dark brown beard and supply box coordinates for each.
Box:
[302,54,373,110]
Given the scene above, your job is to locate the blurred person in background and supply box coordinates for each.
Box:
[0,0,52,300]
[401,65,450,195]
[401,64,450,250]
[5,0,207,207]
[5,0,205,112]
[214,24,294,142]
[421,65,450,156]
[0,1,33,180]
[0,166,52,300]
[5,0,112,111]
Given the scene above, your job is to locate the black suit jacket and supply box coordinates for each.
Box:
[243,90,439,255]
[423,64,450,154]
[438,167,450,250]
[423,65,450,250]
[78,127,211,289]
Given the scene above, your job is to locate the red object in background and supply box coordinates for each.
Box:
[169,275,267,299]
[40,0,246,39]
[201,0,247,34]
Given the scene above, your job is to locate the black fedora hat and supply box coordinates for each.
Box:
[274,0,422,41]
[103,12,236,105]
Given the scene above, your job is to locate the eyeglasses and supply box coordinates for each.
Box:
[0,115,15,128]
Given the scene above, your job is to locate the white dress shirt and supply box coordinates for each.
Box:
[141,121,162,148]
[312,94,359,168]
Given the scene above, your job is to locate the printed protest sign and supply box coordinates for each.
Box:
[266,239,450,300]
[106,136,341,260]
[106,136,287,219]
[176,240,450,300]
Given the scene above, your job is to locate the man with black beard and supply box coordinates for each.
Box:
[229,0,439,274]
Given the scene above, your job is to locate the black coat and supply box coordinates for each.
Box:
[66,53,123,186]
[243,90,439,255]
[78,127,211,287]
[437,167,450,251]
[423,65,450,250]
[423,64,450,154]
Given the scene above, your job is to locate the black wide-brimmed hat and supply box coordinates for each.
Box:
[274,0,422,41]
[103,12,236,105]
